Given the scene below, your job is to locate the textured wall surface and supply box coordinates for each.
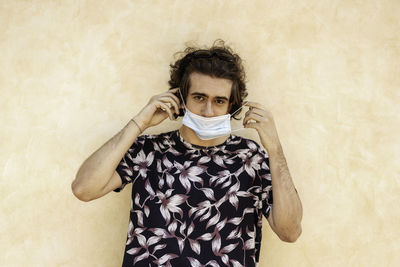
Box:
[1,0,399,266]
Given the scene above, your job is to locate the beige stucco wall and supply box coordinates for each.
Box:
[1,1,399,266]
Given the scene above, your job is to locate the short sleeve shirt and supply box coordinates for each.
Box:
[115,130,273,267]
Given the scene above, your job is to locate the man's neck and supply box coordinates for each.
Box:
[179,125,229,148]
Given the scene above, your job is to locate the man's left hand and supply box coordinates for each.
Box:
[243,101,280,151]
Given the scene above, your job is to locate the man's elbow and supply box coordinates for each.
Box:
[71,179,94,202]
[278,225,302,243]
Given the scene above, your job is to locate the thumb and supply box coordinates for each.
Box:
[244,121,258,130]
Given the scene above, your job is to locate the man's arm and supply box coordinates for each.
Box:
[266,142,302,242]
[71,88,181,202]
[243,101,303,242]
[71,119,142,201]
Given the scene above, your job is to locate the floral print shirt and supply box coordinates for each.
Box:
[115,130,273,267]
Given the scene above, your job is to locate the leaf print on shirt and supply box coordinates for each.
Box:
[211,232,222,256]
[200,187,216,201]
[244,226,255,250]
[210,170,231,187]
[187,258,221,267]
[161,155,176,188]
[210,232,239,266]
[156,189,188,224]
[211,153,227,168]
[174,161,207,193]
[115,131,273,267]
[127,226,177,266]
[189,200,212,220]
[189,238,201,255]
[212,152,236,168]
[126,221,146,247]
[244,154,263,178]
[132,150,155,177]
[226,181,241,210]
[144,179,156,200]
[153,254,179,266]
[230,259,245,267]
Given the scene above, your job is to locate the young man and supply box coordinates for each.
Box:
[72,41,302,267]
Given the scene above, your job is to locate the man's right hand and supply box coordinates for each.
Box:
[133,88,181,131]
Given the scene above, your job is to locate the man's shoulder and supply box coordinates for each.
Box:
[136,130,177,147]
[230,134,262,148]
[229,134,268,156]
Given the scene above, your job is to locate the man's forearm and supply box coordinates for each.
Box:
[72,119,142,200]
[267,142,303,239]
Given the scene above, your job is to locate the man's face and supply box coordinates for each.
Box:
[185,72,232,117]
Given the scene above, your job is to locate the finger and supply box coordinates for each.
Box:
[156,101,175,120]
[164,91,182,111]
[243,113,263,126]
[158,96,180,114]
[245,108,265,118]
[245,101,265,110]
[165,88,181,100]
[168,87,182,101]
[244,121,259,130]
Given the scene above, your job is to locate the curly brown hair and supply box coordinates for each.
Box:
[168,40,247,120]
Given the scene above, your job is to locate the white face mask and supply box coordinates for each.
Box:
[178,88,245,140]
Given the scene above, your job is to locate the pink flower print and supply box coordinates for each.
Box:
[132,150,155,177]
[126,221,146,248]
[163,156,175,187]
[244,154,263,177]
[243,226,255,250]
[227,182,241,210]
[211,153,227,168]
[261,160,270,171]
[237,140,259,161]
[156,190,188,224]
[247,140,258,152]
[162,155,174,171]
[144,179,156,200]
[153,254,179,266]
[126,223,174,265]
[262,185,272,203]
[210,232,241,266]
[174,161,206,193]
[210,170,230,186]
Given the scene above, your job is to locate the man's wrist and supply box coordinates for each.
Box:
[265,142,282,155]
[130,118,144,133]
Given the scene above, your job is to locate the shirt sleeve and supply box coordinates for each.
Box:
[113,135,146,193]
[258,148,273,219]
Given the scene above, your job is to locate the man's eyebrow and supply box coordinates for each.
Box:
[190,92,208,97]
[191,92,229,101]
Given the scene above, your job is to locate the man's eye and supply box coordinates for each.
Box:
[216,100,225,104]
[194,96,204,101]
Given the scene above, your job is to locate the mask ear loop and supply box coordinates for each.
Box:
[177,88,187,112]
[230,101,248,117]
[230,101,249,133]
